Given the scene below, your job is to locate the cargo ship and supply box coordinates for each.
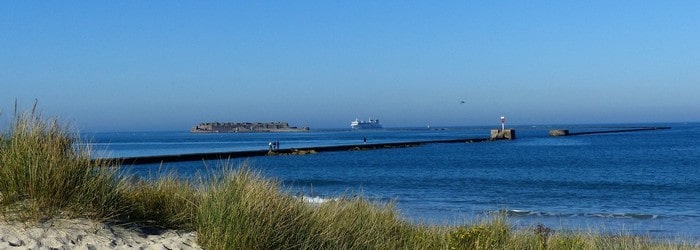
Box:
[191,122,309,133]
[351,118,382,129]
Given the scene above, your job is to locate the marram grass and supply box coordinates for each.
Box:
[194,166,451,249]
[195,166,313,249]
[0,107,697,249]
[0,109,125,221]
[120,173,199,229]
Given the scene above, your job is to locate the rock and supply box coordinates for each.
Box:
[3,234,23,247]
[490,129,516,140]
[548,129,569,136]
[27,228,46,239]
[23,241,40,249]
[40,237,64,249]
[83,244,98,250]
[144,245,168,250]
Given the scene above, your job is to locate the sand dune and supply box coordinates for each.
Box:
[0,219,200,249]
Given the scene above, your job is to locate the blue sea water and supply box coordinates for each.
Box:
[84,123,700,241]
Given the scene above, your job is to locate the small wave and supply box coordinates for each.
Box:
[505,210,659,220]
[505,210,560,217]
[584,212,659,220]
[507,209,533,216]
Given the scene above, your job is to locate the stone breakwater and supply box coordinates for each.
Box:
[548,126,671,137]
[0,219,200,249]
[101,137,490,165]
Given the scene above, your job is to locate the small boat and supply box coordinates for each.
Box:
[351,118,382,129]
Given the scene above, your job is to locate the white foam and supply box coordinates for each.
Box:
[296,196,338,204]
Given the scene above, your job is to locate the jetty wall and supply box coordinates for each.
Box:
[102,137,490,165]
[98,126,670,166]
[549,127,670,137]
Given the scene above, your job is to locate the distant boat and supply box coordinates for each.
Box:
[351,118,382,129]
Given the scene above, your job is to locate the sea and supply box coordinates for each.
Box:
[84,123,700,241]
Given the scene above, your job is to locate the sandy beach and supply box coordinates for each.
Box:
[0,219,200,249]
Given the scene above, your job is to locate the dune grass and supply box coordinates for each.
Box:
[0,107,696,249]
[119,173,199,229]
[0,107,125,222]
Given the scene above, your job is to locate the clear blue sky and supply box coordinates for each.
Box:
[2,1,698,131]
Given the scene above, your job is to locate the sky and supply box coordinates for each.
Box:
[1,1,699,131]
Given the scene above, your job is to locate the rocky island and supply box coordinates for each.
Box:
[191,122,309,133]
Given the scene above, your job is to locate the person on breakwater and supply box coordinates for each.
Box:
[363,137,367,144]
[269,142,273,151]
